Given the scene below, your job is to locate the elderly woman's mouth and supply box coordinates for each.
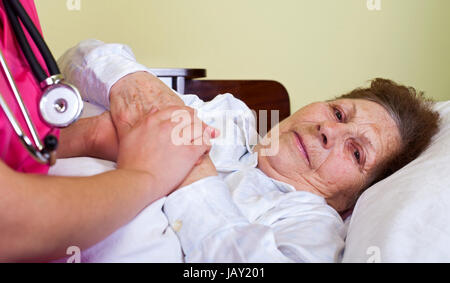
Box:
[293,131,311,166]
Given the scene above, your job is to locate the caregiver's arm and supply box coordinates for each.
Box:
[0,106,212,262]
[56,111,119,161]
[0,161,152,262]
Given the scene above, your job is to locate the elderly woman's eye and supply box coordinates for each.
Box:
[353,149,361,163]
[333,107,343,122]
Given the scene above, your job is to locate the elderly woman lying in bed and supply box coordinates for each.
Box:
[57,40,440,263]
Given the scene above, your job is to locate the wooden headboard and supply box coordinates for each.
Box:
[150,68,291,128]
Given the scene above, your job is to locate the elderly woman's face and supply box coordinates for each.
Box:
[256,98,402,212]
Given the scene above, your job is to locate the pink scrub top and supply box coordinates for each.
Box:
[0,0,59,174]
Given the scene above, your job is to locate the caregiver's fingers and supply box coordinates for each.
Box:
[188,140,212,164]
[148,106,219,146]
[171,117,219,147]
[151,105,196,123]
[188,132,214,159]
[121,108,162,140]
[194,154,207,166]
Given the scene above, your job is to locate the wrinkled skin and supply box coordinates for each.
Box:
[255,98,402,212]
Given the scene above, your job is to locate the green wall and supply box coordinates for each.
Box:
[35,0,450,111]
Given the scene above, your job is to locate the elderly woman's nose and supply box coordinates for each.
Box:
[317,120,352,148]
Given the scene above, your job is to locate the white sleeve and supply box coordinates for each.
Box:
[58,39,217,110]
[57,39,155,109]
[163,176,345,263]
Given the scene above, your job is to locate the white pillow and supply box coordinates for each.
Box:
[343,101,450,263]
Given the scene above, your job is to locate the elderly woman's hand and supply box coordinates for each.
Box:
[117,105,217,194]
[109,71,184,140]
[177,156,218,189]
[108,71,218,190]
[60,71,189,161]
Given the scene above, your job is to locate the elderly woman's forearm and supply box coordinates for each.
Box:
[109,71,185,139]
[110,71,184,108]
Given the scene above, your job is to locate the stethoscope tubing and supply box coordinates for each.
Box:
[0,0,82,165]
[0,48,44,152]
[3,0,60,82]
[0,91,49,163]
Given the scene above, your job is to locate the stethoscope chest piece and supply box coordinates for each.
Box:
[39,76,83,128]
[0,0,85,164]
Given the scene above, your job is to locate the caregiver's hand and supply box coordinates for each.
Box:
[57,111,118,161]
[110,71,184,140]
[117,105,217,193]
[108,71,219,190]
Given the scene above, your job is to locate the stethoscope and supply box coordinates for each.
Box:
[0,0,83,165]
